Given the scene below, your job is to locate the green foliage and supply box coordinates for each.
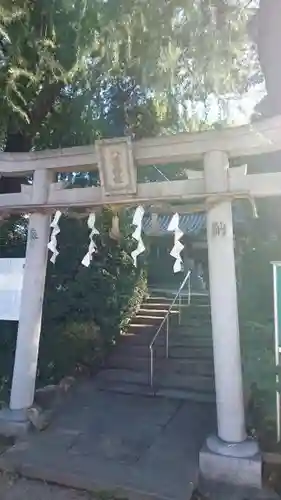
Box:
[0,0,258,402]
[237,200,281,448]
[237,198,281,321]
[0,208,148,390]
[0,0,255,149]
[98,0,252,98]
[0,322,17,401]
[38,320,104,385]
[0,215,27,257]
[241,320,277,448]
[0,0,100,130]
[43,209,145,331]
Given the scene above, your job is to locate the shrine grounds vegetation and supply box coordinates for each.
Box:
[237,213,281,450]
[0,209,148,399]
[0,0,251,401]
[0,0,281,456]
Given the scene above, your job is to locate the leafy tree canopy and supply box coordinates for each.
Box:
[0,0,254,155]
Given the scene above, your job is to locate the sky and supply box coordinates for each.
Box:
[214,83,265,125]
[182,82,265,128]
[229,84,265,125]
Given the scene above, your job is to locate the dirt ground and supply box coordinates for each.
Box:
[0,473,94,500]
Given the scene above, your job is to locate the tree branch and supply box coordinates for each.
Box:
[1,81,64,193]
[28,81,64,133]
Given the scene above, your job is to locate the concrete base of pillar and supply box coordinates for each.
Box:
[199,436,262,489]
[0,409,30,438]
[198,479,279,500]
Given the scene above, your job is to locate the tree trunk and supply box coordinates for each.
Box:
[0,132,31,194]
[253,0,281,117]
[0,81,63,194]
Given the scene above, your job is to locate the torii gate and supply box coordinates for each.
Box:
[1,116,281,487]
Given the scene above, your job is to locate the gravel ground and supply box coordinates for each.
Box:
[0,474,94,500]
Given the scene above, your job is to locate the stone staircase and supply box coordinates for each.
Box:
[95,293,215,403]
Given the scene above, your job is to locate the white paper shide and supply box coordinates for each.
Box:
[167,213,184,273]
[131,205,145,267]
[81,213,100,267]
[48,210,62,264]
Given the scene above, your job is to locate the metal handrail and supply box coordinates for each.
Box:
[149,270,192,388]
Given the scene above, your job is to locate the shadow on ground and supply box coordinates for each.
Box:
[0,381,215,500]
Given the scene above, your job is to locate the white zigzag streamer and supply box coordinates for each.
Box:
[167,213,184,273]
[131,206,145,267]
[48,211,62,264]
[81,213,100,267]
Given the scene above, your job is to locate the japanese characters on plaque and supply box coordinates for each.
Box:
[96,137,137,196]
[212,221,227,238]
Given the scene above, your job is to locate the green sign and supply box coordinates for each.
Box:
[272,262,281,442]
[272,263,281,353]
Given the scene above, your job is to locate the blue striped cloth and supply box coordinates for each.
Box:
[142,213,205,235]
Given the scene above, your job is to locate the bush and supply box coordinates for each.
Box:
[39,210,148,385]
[0,209,148,396]
[37,320,104,384]
[38,268,148,386]
[237,213,281,448]
[0,322,17,401]
[240,319,277,448]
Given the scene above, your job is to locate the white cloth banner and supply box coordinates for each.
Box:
[0,258,25,321]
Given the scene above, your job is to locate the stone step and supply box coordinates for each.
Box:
[147,299,209,310]
[191,297,210,304]
[157,372,214,392]
[107,355,214,376]
[181,313,211,322]
[144,303,211,316]
[171,326,212,336]
[133,315,164,323]
[96,369,215,393]
[147,296,174,303]
[182,306,211,315]
[141,302,179,310]
[180,317,211,326]
[119,331,213,348]
[176,321,211,330]
[159,358,214,376]
[97,381,155,397]
[138,308,178,316]
[126,323,156,331]
[183,313,211,319]
[96,368,151,387]
[156,387,215,403]
[97,381,215,403]
[181,305,211,312]
[119,332,154,346]
[132,315,178,326]
[158,335,213,348]
[119,344,213,359]
[107,355,150,372]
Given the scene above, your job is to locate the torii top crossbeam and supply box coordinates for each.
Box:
[1,114,281,214]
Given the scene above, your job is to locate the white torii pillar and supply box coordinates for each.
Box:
[199,151,261,488]
[0,170,51,436]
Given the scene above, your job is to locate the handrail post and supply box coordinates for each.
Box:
[188,273,191,306]
[149,270,191,389]
[166,315,169,358]
[150,346,153,388]
[178,293,182,325]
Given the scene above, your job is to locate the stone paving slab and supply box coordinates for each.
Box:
[0,383,215,500]
[0,475,92,500]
